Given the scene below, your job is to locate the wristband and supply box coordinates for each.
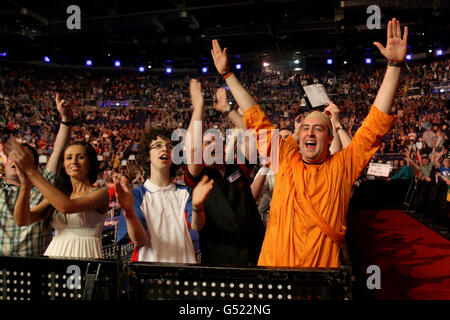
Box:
[388,61,404,68]
[61,120,76,126]
[222,71,233,79]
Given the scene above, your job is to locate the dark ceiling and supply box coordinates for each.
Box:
[0,0,449,71]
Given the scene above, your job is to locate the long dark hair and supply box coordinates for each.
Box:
[54,142,100,196]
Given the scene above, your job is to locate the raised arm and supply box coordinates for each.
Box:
[372,18,408,115]
[191,175,214,231]
[114,176,148,247]
[408,152,421,172]
[47,93,73,174]
[211,40,257,113]
[214,88,253,161]
[213,88,245,130]
[250,165,270,201]
[186,79,204,178]
[14,166,51,226]
[326,102,352,151]
[10,144,108,214]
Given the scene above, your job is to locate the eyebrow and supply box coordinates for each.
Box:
[65,152,87,156]
[301,124,326,129]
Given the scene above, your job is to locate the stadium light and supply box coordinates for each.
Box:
[294,67,302,71]
[0,52,7,57]
[263,62,270,67]
[326,59,333,65]
[365,58,372,64]
[294,59,300,64]
[405,54,412,61]
[235,64,241,70]
[86,60,93,66]
[343,61,348,65]
[436,49,443,56]
[138,66,145,72]
[114,60,121,67]
[166,67,172,74]
[147,65,152,69]
[44,56,50,63]
[202,67,208,73]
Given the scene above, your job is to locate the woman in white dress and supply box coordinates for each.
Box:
[11,142,109,259]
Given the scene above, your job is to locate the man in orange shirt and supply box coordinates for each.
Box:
[211,18,407,268]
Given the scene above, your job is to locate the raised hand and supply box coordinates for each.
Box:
[323,102,341,126]
[113,176,134,215]
[189,79,204,110]
[7,144,36,176]
[14,164,31,186]
[211,39,230,75]
[55,93,73,121]
[213,88,228,113]
[373,18,408,63]
[192,175,214,209]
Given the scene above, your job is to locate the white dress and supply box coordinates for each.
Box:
[44,208,107,259]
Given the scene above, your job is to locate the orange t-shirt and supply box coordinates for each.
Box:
[243,104,396,268]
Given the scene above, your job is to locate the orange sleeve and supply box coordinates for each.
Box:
[243,105,299,169]
[341,105,397,183]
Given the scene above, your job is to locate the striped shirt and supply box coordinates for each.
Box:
[0,168,54,256]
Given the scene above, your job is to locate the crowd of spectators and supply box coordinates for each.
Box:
[0,56,448,188]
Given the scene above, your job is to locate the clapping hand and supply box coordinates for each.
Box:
[192,175,214,210]
[213,88,229,113]
[7,143,36,176]
[189,79,204,110]
[114,176,134,216]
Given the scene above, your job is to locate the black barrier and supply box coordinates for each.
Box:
[353,179,412,210]
[0,256,352,301]
[404,180,449,236]
[0,256,120,301]
[126,262,352,301]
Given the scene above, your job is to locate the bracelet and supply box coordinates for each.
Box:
[61,120,76,126]
[222,107,233,117]
[388,61,404,68]
[222,71,233,79]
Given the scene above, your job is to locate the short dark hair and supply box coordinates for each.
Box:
[136,128,178,179]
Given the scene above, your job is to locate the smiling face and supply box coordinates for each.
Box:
[63,144,91,180]
[299,112,333,164]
